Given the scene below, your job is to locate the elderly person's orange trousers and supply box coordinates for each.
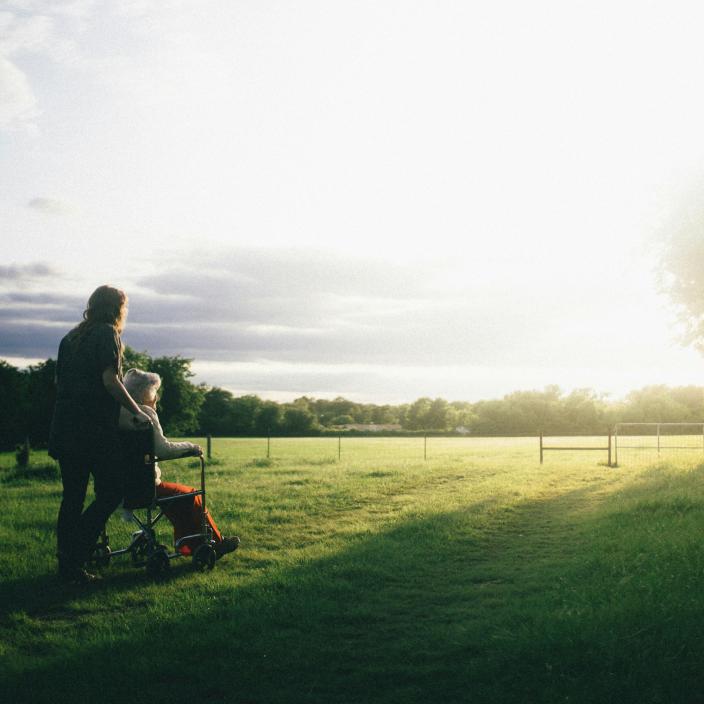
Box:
[156,481,223,554]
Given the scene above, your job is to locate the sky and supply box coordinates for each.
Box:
[3,0,704,404]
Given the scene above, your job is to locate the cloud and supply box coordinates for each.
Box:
[0,5,85,61]
[114,246,621,370]
[5,1,96,20]
[0,320,66,358]
[0,247,539,366]
[27,196,74,215]
[0,56,38,129]
[0,301,79,324]
[0,245,669,401]
[0,12,51,56]
[0,262,59,281]
[0,4,92,132]
[0,247,600,363]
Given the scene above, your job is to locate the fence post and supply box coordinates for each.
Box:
[614,425,619,466]
[539,431,543,464]
[206,434,212,460]
[607,429,612,467]
[267,431,271,459]
[338,434,341,461]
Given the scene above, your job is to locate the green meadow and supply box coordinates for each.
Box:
[2,437,704,703]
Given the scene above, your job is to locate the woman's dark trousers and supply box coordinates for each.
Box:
[57,447,124,569]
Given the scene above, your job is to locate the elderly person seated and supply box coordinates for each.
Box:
[119,368,239,559]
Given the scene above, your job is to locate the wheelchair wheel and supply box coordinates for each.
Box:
[146,547,170,578]
[89,544,111,569]
[130,533,149,565]
[193,544,216,572]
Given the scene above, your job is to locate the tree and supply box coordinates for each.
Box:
[371,405,397,424]
[425,398,451,430]
[121,346,204,435]
[25,360,57,445]
[228,395,263,435]
[331,414,354,426]
[622,386,692,423]
[150,356,204,435]
[450,401,477,430]
[404,397,432,430]
[282,405,318,434]
[660,213,704,350]
[503,386,563,434]
[471,398,512,435]
[199,387,236,436]
[670,386,704,417]
[254,401,283,435]
[122,346,153,373]
[561,388,606,434]
[0,361,26,450]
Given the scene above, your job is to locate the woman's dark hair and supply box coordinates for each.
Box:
[72,285,128,339]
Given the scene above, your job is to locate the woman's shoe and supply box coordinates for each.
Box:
[214,536,240,559]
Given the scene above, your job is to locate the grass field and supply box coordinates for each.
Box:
[2,437,704,703]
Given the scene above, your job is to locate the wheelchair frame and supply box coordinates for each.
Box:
[91,427,217,576]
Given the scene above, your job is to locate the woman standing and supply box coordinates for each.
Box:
[49,285,151,584]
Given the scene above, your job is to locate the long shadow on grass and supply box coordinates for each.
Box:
[6,467,704,704]
[0,560,193,621]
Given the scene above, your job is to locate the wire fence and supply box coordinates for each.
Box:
[614,423,704,465]
[192,428,704,467]
[193,433,614,466]
[195,434,543,464]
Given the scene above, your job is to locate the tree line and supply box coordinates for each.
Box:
[1,348,704,450]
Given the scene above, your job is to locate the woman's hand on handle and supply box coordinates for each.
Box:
[131,410,152,428]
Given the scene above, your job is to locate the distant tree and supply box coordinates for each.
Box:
[503,386,563,434]
[371,405,397,424]
[25,360,57,445]
[150,356,204,435]
[199,387,236,436]
[320,397,357,420]
[122,346,153,372]
[450,401,477,430]
[282,405,318,434]
[228,395,263,435]
[425,398,451,430]
[0,361,26,450]
[292,396,314,410]
[404,397,432,430]
[552,388,607,434]
[471,398,512,435]
[254,401,283,435]
[660,214,704,350]
[622,386,692,423]
[670,386,704,418]
[331,414,354,425]
[397,403,410,428]
[353,405,373,424]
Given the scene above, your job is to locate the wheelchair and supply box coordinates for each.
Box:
[90,427,218,577]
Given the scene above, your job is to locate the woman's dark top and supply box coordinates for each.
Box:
[48,323,122,459]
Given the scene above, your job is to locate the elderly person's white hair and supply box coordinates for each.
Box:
[124,368,162,405]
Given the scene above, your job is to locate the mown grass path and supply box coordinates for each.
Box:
[2,438,704,703]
